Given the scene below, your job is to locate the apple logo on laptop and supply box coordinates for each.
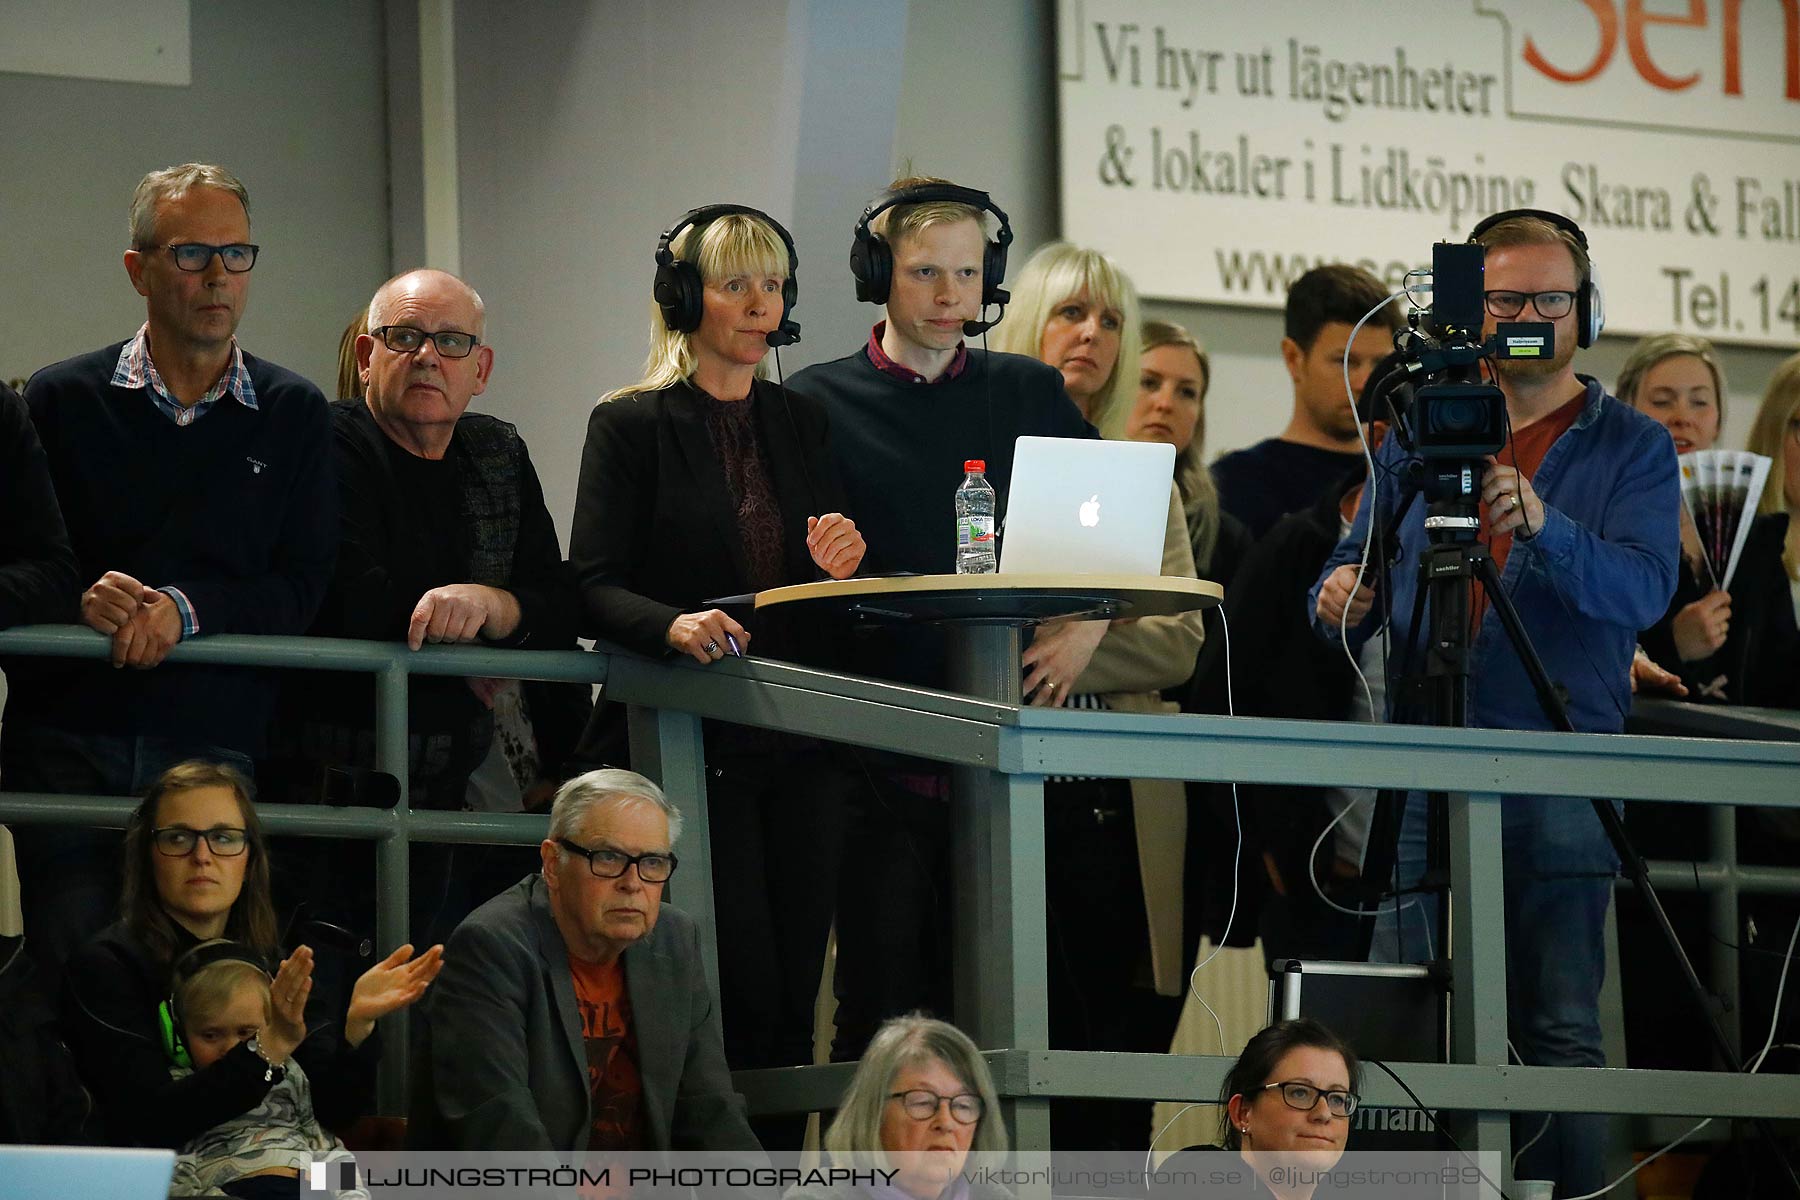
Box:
[1079,494,1101,528]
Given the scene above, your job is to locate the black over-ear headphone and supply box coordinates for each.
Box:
[159,939,276,1070]
[654,204,801,348]
[1468,208,1605,349]
[850,184,1014,334]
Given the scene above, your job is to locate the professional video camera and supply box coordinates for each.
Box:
[1370,243,1553,498]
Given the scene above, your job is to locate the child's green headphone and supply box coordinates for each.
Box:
[159,940,276,1070]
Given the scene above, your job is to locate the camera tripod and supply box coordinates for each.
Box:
[1352,479,1800,1194]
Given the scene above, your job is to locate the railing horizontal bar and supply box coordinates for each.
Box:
[407,809,548,845]
[605,652,1015,724]
[1637,861,1800,896]
[736,1053,1800,1121]
[1003,711,1800,806]
[0,625,606,684]
[0,794,400,838]
[0,795,537,846]
[604,656,1004,767]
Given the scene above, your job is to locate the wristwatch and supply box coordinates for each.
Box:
[244,1035,286,1084]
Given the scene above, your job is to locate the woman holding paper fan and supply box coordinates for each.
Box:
[1623,336,1797,705]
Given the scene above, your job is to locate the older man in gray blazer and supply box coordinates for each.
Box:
[409,768,762,1153]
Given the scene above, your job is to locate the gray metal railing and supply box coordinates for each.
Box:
[2,624,1798,1179]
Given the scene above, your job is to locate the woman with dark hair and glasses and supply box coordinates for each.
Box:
[1162,1019,1359,1196]
[786,1013,1011,1200]
[59,760,442,1148]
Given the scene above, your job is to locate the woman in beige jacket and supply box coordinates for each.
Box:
[990,243,1205,1150]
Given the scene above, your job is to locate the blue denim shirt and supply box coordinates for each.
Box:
[1311,375,1680,737]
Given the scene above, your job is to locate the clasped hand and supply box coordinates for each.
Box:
[81,570,181,668]
[806,512,865,580]
[408,583,520,650]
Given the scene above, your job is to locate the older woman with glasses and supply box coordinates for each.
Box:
[60,759,441,1147]
[786,1014,1011,1200]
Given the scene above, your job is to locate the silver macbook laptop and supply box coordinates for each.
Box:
[1000,436,1175,574]
[0,1146,176,1200]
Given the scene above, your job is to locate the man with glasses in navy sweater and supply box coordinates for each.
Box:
[7,163,335,981]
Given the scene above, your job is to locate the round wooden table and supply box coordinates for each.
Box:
[756,573,1221,704]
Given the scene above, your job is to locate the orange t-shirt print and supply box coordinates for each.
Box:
[569,956,645,1153]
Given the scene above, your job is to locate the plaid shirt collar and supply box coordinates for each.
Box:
[111,323,258,426]
[866,321,969,385]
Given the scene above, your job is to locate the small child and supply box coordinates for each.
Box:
[166,946,364,1200]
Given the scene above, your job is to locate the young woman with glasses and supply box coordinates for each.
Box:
[788,1014,1011,1200]
[1155,1019,1360,1195]
[59,760,441,1148]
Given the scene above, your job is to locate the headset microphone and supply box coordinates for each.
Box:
[962,290,1010,337]
[655,203,802,347]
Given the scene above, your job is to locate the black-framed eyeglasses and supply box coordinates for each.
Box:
[370,324,481,359]
[1260,1080,1359,1118]
[556,838,678,882]
[150,242,260,273]
[888,1089,984,1125]
[1483,289,1576,320]
[152,826,250,857]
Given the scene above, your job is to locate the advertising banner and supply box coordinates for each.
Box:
[1057,0,1800,347]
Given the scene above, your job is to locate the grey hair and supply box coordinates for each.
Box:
[547,768,683,846]
[821,1014,1008,1166]
[367,268,488,338]
[1615,331,1728,430]
[129,163,250,247]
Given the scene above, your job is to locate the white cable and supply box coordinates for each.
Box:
[1555,1117,1713,1200]
[1310,290,1408,920]
[1555,915,1798,1200]
[1745,915,1800,1074]
[1307,793,1379,918]
[1511,1114,1553,1172]
[1186,608,1242,1059]
[1144,1101,1207,1177]
[1335,289,1406,716]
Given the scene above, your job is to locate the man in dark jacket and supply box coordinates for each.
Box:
[279,268,582,945]
[410,769,764,1159]
[8,163,335,981]
[0,381,78,631]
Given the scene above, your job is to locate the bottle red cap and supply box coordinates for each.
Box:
[964,459,985,473]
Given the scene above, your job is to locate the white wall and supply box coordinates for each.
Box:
[0,0,392,396]
[1,0,1786,489]
[453,0,912,544]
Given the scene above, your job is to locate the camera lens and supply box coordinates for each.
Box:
[1433,395,1483,434]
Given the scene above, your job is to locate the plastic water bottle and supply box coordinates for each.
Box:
[955,459,997,574]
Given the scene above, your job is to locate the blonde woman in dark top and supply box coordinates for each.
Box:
[570,207,862,1143]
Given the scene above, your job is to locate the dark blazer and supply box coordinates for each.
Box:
[0,381,78,629]
[62,922,377,1148]
[408,874,762,1155]
[569,377,848,659]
